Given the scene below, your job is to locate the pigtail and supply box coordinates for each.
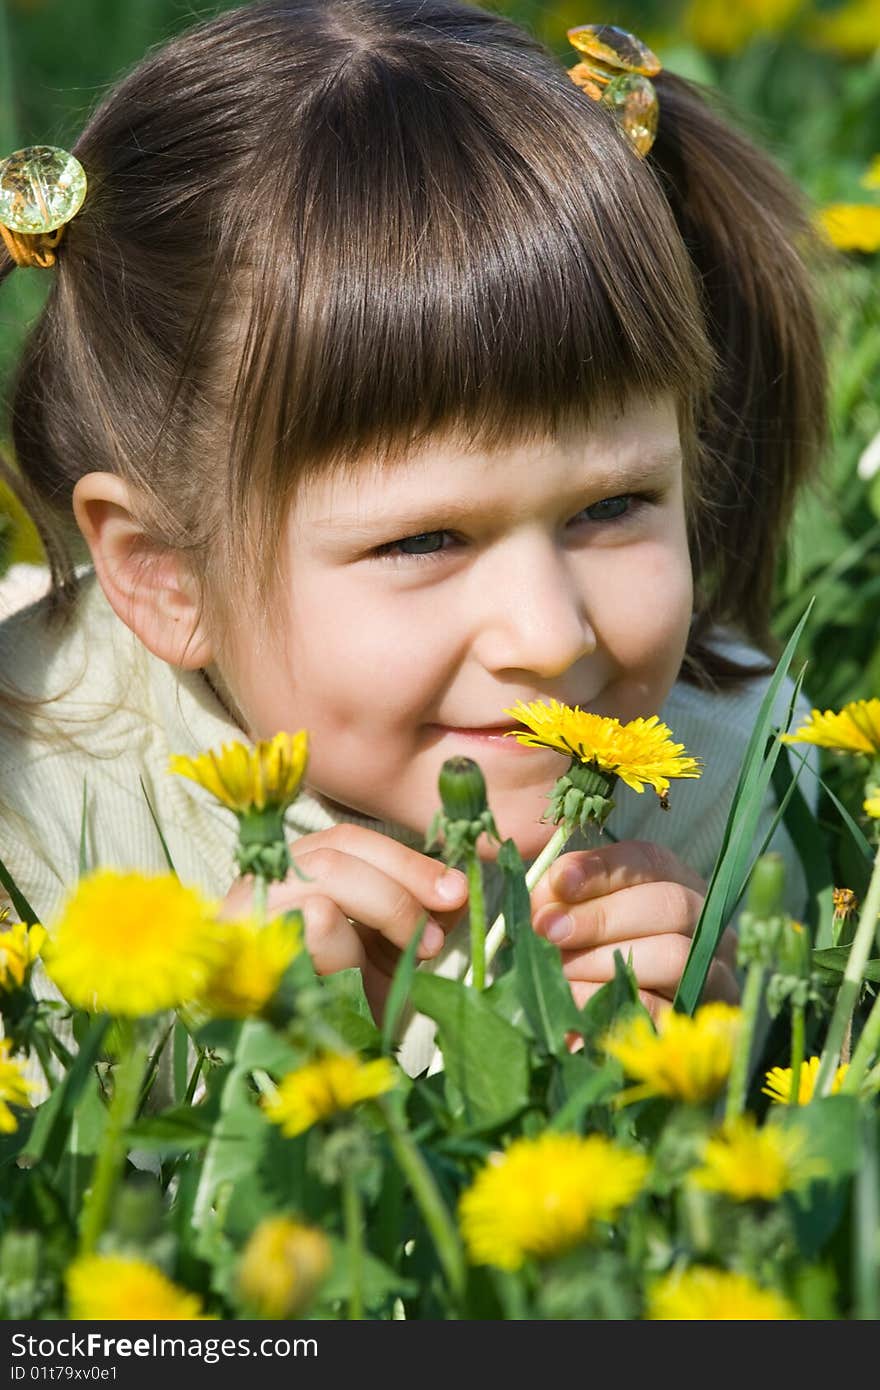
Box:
[648,72,829,675]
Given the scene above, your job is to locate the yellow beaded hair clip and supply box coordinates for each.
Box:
[566,23,661,157]
[0,145,88,269]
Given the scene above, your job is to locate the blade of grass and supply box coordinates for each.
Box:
[674,604,813,1014]
[381,914,427,1055]
[139,776,178,875]
[0,846,40,925]
[78,780,90,877]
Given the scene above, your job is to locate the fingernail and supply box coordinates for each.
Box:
[554,865,586,899]
[435,869,467,903]
[421,921,446,955]
[541,911,573,944]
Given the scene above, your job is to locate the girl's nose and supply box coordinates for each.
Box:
[469,534,597,679]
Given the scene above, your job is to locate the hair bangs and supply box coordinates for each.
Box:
[217,32,715,579]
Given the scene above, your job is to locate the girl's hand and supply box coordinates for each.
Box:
[530,841,739,1021]
[221,824,469,1022]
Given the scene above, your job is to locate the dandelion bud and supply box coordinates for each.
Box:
[439,757,488,823]
[426,757,500,866]
[237,1217,331,1318]
[745,853,786,920]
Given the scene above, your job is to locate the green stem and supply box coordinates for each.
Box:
[465,850,487,991]
[191,1019,260,1234]
[474,822,571,982]
[253,874,268,923]
[79,1023,149,1254]
[854,1111,879,1320]
[816,841,880,1098]
[789,1002,806,1105]
[377,1096,466,1306]
[725,964,764,1122]
[343,1170,364,1321]
[841,990,880,1096]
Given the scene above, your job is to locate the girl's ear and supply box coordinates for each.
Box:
[72,472,213,670]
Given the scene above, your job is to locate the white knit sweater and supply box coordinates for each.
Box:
[0,573,815,1081]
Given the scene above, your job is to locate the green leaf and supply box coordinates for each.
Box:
[675,606,813,1014]
[578,950,644,1049]
[320,968,382,1053]
[318,1238,419,1307]
[21,1017,110,1173]
[547,1063,620,1132]
[497,838,581,1056]
[126,1105,216,1154]
[812,948,880,983]
[381,915,427,1055]
[776,1094,862,1180]
[409,973,529,1132]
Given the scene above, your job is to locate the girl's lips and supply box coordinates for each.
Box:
[432,724,534,751]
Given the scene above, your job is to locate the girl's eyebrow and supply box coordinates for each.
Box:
[313,447,682,538]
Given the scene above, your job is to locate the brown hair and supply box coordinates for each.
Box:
[0,0,827,686]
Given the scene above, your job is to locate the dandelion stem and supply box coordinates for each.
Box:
[79,1023,149,1254]
[465,850,487,991]
[725,963,764,1122]
[817,841,880,1098]
[377,1096,467,1305]
[841,989,880,1096]
[342,1169,364,1321]
[253,874,269,924]
[474,822,571,983]
[788,1002,806,1105]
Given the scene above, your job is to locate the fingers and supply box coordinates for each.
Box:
[534,879,705,952]
[531,840,706,916]
[297,894,368,974]
[220,823,469,963]
[562,936,740,1004]
[291,823,469,923]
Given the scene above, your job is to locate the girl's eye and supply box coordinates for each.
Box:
[373,530,454,563]
[374,494,640,564]
[582,495,631,522]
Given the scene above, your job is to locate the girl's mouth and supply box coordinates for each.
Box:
[431,723,534,751]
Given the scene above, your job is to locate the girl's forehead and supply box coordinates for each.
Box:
[293,393,681,518]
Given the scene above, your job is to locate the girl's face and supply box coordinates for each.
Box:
[218,393,693,859]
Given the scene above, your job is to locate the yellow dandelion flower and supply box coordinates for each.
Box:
[648,1265,799,1319]
[816,205,880,254]
[862,156,880,191]
[458,1132,648,1272]
[262,1053,398,1137]
[66,1255,209,1320]
[864,794,880,819]
[44,870,221,1017]
[197,915,302,1018]
[690,1114,824,1200]
[0,921,45,992]
[806,0,880,58]
[502,700,701,797]
[780,698,880,755]
[0,1040,36,1133]
[763,1055,849,1105]
[237,1216,331,1318]
[169,730,309,815]
[682,0,800,55]
[603,1002,741,1105]
[833,887,858,918]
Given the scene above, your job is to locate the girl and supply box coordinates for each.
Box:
[0,0,826,1077]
